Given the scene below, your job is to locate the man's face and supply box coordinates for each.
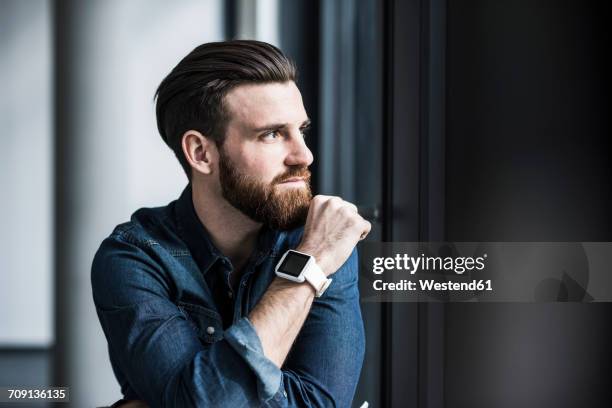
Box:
[216,81,314,230]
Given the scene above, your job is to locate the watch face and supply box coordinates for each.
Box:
[278,251,310,277]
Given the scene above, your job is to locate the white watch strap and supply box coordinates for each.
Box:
[303,262,332,297]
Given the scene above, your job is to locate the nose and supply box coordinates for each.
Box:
[284,133,314,167]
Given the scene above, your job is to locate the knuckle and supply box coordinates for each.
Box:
[339,206,352,217]
[327,196,342,208]
[346,216,358,227]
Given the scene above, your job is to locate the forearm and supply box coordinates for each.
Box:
[249,276,315,367]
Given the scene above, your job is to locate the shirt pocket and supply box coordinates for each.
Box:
[177,301,224,344]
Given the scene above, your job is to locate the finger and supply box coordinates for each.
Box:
[315,194,341,204]
[314,194,334,201]
[311,194,334,206]
[359,220,372,240]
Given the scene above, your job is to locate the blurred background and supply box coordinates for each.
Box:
[0,0,610,407]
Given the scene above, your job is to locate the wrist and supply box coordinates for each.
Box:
[295,244,332,276]
[274,248,333,297]
[272,276,316,299]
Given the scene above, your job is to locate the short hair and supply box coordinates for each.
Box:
[154,40,297,179]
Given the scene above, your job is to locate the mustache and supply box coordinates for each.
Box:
[272,167,311,185]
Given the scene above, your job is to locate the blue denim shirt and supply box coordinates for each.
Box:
[91,185,365,407]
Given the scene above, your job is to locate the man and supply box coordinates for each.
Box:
[91,40,371,408]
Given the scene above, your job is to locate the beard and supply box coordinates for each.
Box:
[218,147,312,230]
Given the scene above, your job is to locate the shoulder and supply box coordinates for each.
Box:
[96,200,188,258]
[91,204,180,309]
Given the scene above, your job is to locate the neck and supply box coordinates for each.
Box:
[191,182,261,272]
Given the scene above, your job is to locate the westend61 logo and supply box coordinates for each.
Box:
[372,253,488,275]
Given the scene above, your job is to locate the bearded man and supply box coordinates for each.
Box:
[91,40,371,408]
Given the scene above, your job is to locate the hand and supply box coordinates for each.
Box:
[296,195,371,277]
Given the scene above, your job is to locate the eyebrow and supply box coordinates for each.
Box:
[251,118,311,132]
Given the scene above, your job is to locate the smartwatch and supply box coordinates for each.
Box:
[275,249,332,297]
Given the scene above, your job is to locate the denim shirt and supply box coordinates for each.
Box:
[91,185,365,408]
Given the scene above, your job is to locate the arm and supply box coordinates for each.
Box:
[249,277,316,368]
[92,235,286,408]
[281,249,365,407]
[249,195,370,370]
[248,196,369,407]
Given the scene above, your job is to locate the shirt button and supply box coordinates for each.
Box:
[228,291,233,299]
[206,326,215,335]
[283,390,287,398]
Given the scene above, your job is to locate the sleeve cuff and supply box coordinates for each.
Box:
[224,317,283,402]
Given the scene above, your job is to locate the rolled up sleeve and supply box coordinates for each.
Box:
[224,317,283,400]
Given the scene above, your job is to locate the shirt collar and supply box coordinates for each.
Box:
[175,184,281,275]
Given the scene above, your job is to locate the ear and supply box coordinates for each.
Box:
[181,130,217,176]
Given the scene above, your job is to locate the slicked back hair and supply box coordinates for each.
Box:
[154,40,297,179]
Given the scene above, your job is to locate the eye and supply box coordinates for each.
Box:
[261,130,281,141]
[300,126,311,138]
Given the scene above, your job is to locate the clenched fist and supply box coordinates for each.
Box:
[296,195,371,277]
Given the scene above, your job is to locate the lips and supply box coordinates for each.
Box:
[272,167,311,185]
[281,177,304,183]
